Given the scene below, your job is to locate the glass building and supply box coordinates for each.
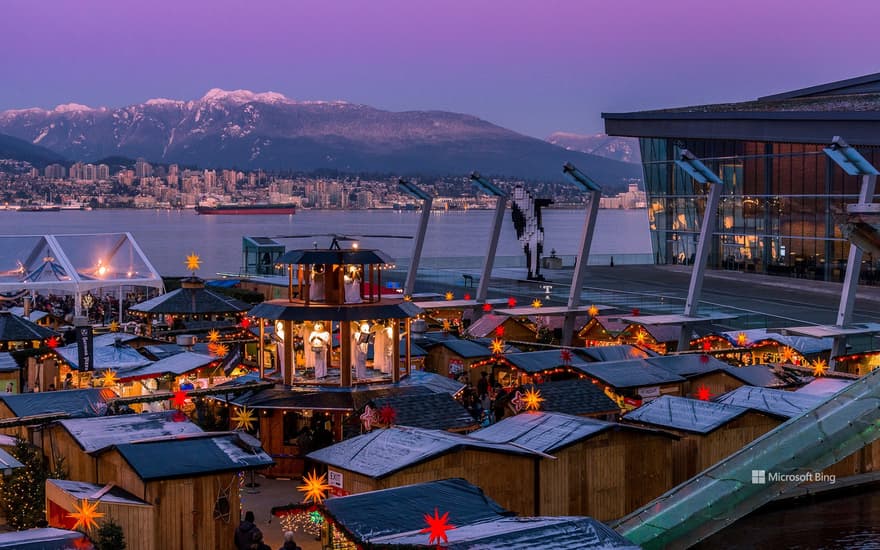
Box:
[603,73,880,285]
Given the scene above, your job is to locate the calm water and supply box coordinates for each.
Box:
[0,208,651,276]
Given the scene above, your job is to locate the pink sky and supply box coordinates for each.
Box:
[1,0,879,137]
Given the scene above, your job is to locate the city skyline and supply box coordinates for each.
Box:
[2,0,879,138]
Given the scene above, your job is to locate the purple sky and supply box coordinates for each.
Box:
[2,0,879,138]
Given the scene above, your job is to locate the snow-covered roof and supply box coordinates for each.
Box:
[622,395,752,434]
[0,528,90,549]
[795,377,853,397]
[0,352,19,373]
[55,336,151,371]
[307,426,544,478]
[0,388,117,418]
[57,411,203,453]
[8,307,48,323]
[118,351,215,381]
[0,233,163,294]
[471,412,616,453]
[720,328,833,355]
[716,386,825,419]
[49,479,149,506]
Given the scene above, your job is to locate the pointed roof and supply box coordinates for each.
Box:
[128,277,250,315]
[0,310,56,342]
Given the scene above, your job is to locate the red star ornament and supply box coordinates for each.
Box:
[507,297,517,308]
[494,325,505,337]
[171,390,188,408]
[697,385,712,401]
[482,303,492,312]
[378,404,397,426]
[560,349,572,365]
[421,508,455,546]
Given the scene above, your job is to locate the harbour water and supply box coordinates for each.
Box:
[0,208,652,276]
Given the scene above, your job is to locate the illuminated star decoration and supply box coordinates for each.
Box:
[635,330,647,346]
[696,385,712,401]
[464,293,471,301]
[46,336,59,349]
[442,319,451,332]
[171,389,188,408]
[421,508,455,547]
[298,470,331,504]
[185,252,201,272]
[702,340,712,352]
[531,298,542,309]
[403,295,412,302]
[360,405,377,431]
[490,338,504,355]
[232,407,256,431]
[101,370,117,387]
[109,321,119,333]
[511,391,525,412]
[560,349,572,365]
[378,404,397,426]
[588,304,599,317]
[812,358,828,377]
[209,342,229,357]
[781,347,796,364]
[240,317,251,329]
[523,388,544,411]
[207,329,221,343]
[631,308,640,316]
[494,325,505,337]
[736,332,748,347]
[507,296,517,308]
[482,303,492,312]
[445,291,454,301]
[68,498,104,532]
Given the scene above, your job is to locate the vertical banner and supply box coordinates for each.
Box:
[76,325,94,372]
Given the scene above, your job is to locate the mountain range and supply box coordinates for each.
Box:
[0,133,65,167]
[547,132,640,164]
[0,89,640,186]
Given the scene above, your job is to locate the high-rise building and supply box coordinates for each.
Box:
[96,164,110,180]
[204,169,217,191]
[44,163,66,179]
[134,158,153,179]
[603,72,880,283]
[82,163,97,182]
[68,162,83,180]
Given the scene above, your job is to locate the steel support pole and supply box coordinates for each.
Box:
[404,197,433,297]
[678,181,723,351]
[476,195,507,303]
[562,190,600,346]
[258,320,265,378]
[282,320,293,385]
[831,174,877,366]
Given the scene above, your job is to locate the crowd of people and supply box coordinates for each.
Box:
[460,371,510,426]
[235,511,301,550]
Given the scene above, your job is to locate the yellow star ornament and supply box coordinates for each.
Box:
[185,252,201,272]
[298,470,331,504]
[523,388,544,411]
[736,332,748,347]
[68,498,104,532]
[781,347,796,364]
[101,370,118,387]
[232,407,256,431]
[531,298,543,308]
[209,342,229,357]
[490,338,504,355]
[207,329,221,343]
[588,304,599,317]
[812,358,828,377]
[109,321,119,333]
[445,291,454,301]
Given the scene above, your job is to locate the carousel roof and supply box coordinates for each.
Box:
[128,277,250,315]
[0,310,56,342]
[276,248,393,266]
[0,232,163,294]
[248,300,421,322]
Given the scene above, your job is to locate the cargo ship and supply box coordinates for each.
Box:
[195,204,296,215]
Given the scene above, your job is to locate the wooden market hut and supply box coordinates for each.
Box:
[511,379,621,421]
[270,478,636,550]
[574,359,687,405]
[0,388,117,443]
[622,395,781,483]
[46,479,152,550]
[0,527,92,549]
[0,310,58,352]
[470,411,676,520]
[577,315,629,347]
[92,432,273,550]
[691,328,833,367]
[419,335,493,380]
[7,306,67,330]
[306,426,545,515]
[465,313,537,341]
[214,373,465,478]
[618,322,685,354]
[0,353,20,395]
[364,392,477,432]
[44,411,204,482]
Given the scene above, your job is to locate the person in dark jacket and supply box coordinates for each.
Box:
[235,511,261,550]
[250,529,271,550]
[279,531,302,550]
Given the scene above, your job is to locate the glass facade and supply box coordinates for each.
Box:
[640,138,880,284]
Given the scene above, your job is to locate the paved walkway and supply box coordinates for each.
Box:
[237,476,320,550]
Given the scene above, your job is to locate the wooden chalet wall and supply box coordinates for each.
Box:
[423,347,486,378]
[45,425,96,483]
[335,449,538,516]
[681,371,746,398]
[537,429,674,522]
[96,450,240,550]
[46,481,154,550]
[256,413,304,478]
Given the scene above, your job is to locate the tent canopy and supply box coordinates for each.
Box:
[0,233,163,295]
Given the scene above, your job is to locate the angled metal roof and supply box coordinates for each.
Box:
[501,350,591,374]
[577,345,655,362]
[465,314,509,338]
[425,338,493,359]
[55,337,151,371]
[795,377,853,397]
[397,370,465,395]
[57,411,203,453]
[225,383,435,412]
[622,395,751,434]
[128,281,250,315]
[249,300,421,322]
[646,354,729,377]
[0,448,24,472]
[720,328,833,355]
[574,360,686,389]
[516,379,619,417]
[49,479,149,506]
[307,426,544,478]
[0,311,56,342]
[0,528,91,550]
[471,411,615,453]
[310,478,513,542]
[716,386,825,419]
[369,392,476,432]
[0,388,116,418]
[373,515,641,549]
[721,365,787,388]
[112,433,273,480]
[118,351,215,381]
[276,248,393,266]
[0,353,19,373]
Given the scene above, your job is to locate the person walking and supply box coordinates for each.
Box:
[279,531,302,550]
[235,511,261,550]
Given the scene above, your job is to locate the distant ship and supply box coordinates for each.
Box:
[195,204,297,215]
[18,205,61,212]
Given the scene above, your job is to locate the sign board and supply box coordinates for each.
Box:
[637,386,660,398]
[448,359,464,375]
[76,325,94,372]
[327,469,343,489]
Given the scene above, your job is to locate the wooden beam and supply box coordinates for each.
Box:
[340,322,352,387]
[392,321,401,383]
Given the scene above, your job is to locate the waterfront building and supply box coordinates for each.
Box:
[603,72,880,283]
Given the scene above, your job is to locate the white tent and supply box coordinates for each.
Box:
[0,233,164,318]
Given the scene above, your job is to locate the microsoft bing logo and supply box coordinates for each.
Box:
[751,470,766,484]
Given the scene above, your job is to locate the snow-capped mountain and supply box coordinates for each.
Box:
[547,132,640,164]
[0,90,640,183]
